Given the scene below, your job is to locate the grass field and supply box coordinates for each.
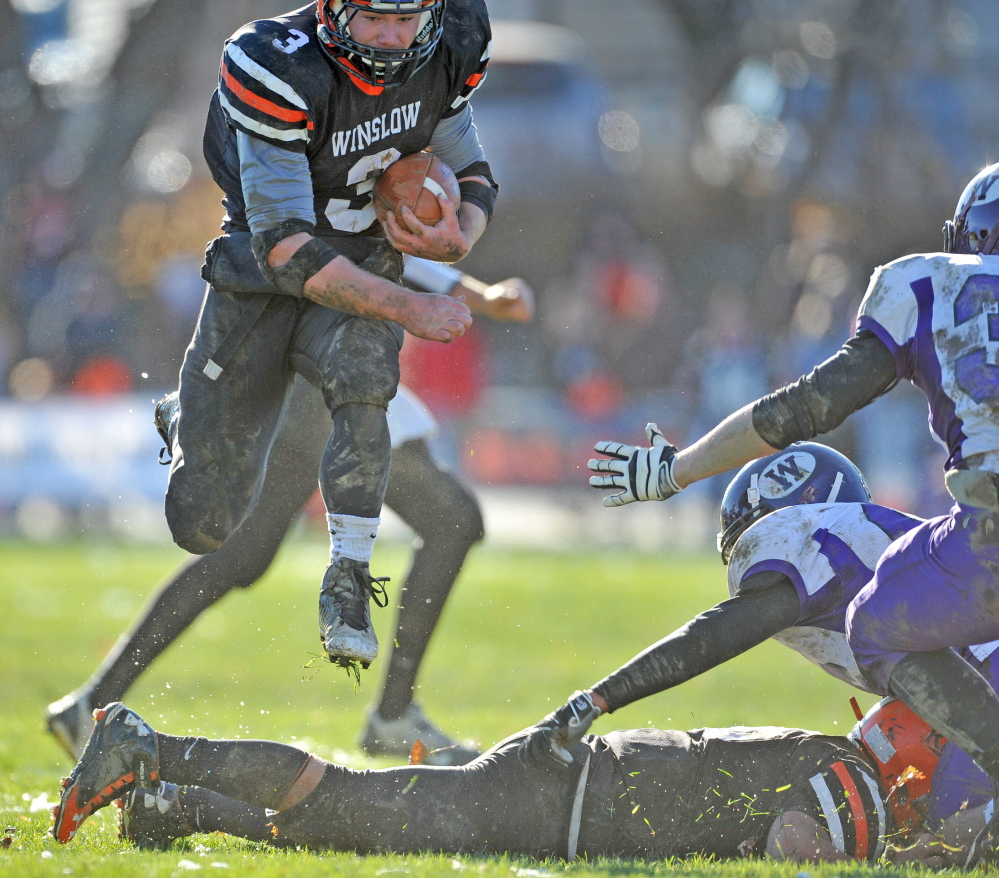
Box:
[0,535,966,876]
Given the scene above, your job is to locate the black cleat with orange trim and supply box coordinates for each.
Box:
[51,703,160,843]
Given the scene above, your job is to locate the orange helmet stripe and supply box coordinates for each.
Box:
[831,760,869,860]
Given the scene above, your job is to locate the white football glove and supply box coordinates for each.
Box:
[588,423,682,507]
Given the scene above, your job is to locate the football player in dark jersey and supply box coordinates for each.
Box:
[158,0,498,672]
[55,699,895,864]
[47,262,533,767]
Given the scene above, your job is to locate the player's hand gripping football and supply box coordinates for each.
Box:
[588,423,682,507]
[383,194,473,263]
[521,690,602,767]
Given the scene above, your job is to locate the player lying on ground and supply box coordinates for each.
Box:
[53,698,956,864]
[530,443,996,861]
[47,260,533,767]
[583,163,999,857]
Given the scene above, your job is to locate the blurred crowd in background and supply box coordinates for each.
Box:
[1,0,997,544]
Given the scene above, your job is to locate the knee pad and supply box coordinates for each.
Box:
[165,465,235,555]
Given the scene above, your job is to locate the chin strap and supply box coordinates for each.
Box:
[943,219,956,253]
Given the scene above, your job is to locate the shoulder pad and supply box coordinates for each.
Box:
[441,0,491,59]
[727,505,826,597]
[438,0,491,115]
[220,14,329,150]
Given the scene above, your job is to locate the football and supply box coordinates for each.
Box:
[372,152,460,227]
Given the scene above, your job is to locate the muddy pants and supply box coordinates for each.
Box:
[164,286,402,554]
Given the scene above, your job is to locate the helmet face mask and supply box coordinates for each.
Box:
[849,696,947,834]
[717,442,872,565]
[316,0,447,89]
[943,162,999,256]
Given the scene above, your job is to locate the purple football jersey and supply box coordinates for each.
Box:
[857,252,999,473]
[728,501,919,692]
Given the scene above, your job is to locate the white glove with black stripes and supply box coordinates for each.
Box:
[588,423,682,507]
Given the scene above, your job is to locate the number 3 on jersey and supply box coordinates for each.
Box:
[954,274,999,403]
[325,148,401,233]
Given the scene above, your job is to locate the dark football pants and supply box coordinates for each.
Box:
[165,286,402,554]
[86,376,484,719]
[157,730,578,855]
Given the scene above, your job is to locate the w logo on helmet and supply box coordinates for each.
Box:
[760,452,815,498]
[718,442,871,565]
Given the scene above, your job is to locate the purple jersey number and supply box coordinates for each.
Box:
[954,274,999,404]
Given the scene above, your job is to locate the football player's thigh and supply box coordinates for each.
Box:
[177,290,297,470]
[167,292,297,546]
[288,303,402,411]
[852,510,999,652]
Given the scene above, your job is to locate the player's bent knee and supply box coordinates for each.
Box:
[431,474,485,548]
[327,319,401,409]
[165,485,235,556]
[451,483,485,546]
[172,529,225,556]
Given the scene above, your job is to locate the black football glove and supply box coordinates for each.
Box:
[521,690,602,768]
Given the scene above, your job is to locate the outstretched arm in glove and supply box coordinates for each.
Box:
[588,333,899,506]
[588,408,776,506]
[522,577,800,766]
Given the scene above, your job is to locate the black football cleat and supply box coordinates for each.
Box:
[153,391,179,465]
[318,558,388,668]
[46,690,95,761]
[119,782,193,849]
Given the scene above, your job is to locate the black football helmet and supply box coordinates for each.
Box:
[317,0,446,89]
[943,162,999,255]
[717,442,872,565]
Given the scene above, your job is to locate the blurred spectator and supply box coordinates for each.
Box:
[543,212,677,425]
[0,0,997,533]
[674,283,770,504]
[71,354,133,396]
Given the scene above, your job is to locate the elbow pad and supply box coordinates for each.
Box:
[250,220,338,298]
[456,160,499,221]
[753,331,897,449]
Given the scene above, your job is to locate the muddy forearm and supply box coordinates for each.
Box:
[304,256,416,322]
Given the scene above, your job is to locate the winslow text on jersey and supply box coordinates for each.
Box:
[330,102,422,157]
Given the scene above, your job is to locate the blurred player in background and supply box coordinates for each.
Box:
[528,443,996,859]
[47,261,533,767]
[582,163,999,861]
[160,0,497,674]
[55,699,898,864]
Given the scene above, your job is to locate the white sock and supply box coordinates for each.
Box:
[327,513,380,564]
